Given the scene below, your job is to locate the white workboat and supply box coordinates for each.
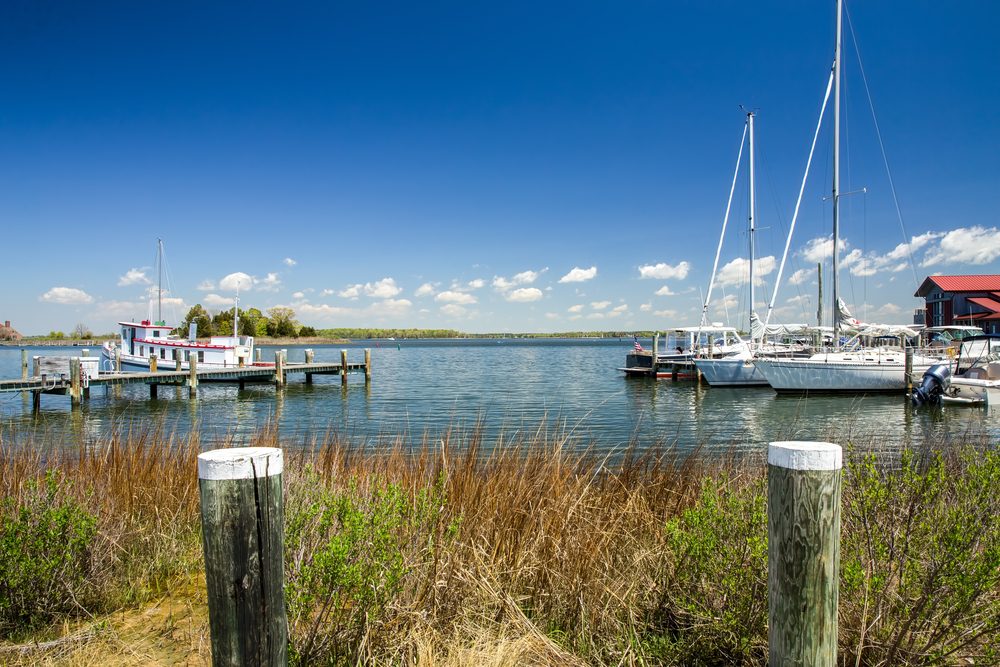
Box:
[912,335,1000,406]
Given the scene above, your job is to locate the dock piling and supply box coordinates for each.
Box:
[904,348,914,394]
[21,349,28,380]
[69,358,81,407]
[198,447,287,666]
[189,355,198,397]
[274,351,285,387]
[768,441,842,666]
[365,348,371,384]
[340,349,348,385]
[304,349,314,384]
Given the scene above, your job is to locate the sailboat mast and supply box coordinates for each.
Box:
[157,238,163,323]
[831,0,842,345]
[747,110,756,341]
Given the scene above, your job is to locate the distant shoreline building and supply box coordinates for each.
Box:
[914,275,1000,334]
[0,320,23,341]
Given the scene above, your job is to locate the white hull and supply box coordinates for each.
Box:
[694,357,769,386]
[755,352,937,393]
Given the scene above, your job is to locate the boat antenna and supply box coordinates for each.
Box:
[831,0,843,347]
[746,108,756,346]
[157,238,163,323]
[234,284,240,338]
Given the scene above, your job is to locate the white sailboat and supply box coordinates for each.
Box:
[694,112,808,387]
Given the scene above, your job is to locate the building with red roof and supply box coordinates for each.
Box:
[914,275,1000,334]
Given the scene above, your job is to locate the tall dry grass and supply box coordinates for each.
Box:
[0,421,996,665]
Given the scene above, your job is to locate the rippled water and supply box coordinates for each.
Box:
[1,340,996,455]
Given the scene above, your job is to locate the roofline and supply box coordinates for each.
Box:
[118,321,174,329]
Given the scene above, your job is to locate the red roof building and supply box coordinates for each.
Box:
[914,275,1000,334]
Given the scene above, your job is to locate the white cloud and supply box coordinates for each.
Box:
[467,278,485,290]
[610,304,628,315]
[203,293,234,307]
[716,256,776,287]
[95,300,144,317]
[653,309,677,318]
[494,269,544,292]
[220,272,253,292]
[640,303,652,312]
[257,272,282,292]
[292,291,305,299]
[415,282,436,297]
[365,277,401,299]
[638,261,689,280]
[922,226,1000,266]
[435,290,477,305]
[117,268,151,286]
[884,232,941,262]
[558,266,598,283]
[590,300,611,310]
[339,284,362,299]
[801,236,846,263]
[283,257,297,267]
[567,304,584,313]
[440,304,468,317]
[320,288,335,296]
[197,280,216,291]
[711,294,739,315]
[368,298,412,317]
[788,268,812,286]
[654,285,676,296]
[40,287,93,305]
[786,294,810,306]
[506,287,543,303]
[298,303,354,318]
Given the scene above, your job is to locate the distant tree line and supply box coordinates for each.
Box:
[173,305,316,338]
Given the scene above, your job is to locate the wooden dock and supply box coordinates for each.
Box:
[0,348,372,411]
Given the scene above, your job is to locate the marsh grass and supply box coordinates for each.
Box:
[0,421,996,665]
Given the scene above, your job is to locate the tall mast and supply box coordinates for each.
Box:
[747,110,756,342]
[157,238,163,323]
[831,0,842,345]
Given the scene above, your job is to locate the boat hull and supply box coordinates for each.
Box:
[754,358,929,393]
[694,357,769,386]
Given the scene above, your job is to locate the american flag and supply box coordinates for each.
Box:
[633,336,644,352]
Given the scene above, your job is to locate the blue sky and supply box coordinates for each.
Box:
[3,1,998,334]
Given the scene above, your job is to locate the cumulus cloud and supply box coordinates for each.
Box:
[922,226,1000,266]
[257,272,282,292]
[716,256,776,287]
[435,291,477,305]
[339,284,362,299]
[283,257,297,267]
[638,261,689,280]
[197,280,216,291]
[801,236,846,263]
[654,285,676,296]
[567,304,584,313]
[440,304,467,317]
[203,293,235,307]
[339,278,402,300]
[320,288,335,296]
[506,287,543,303]
[494,269,544,292]
[640,303,652,312]
[292,291,305,299]
[298,303,353,318]
[590,300,611,310]
[414,282,436,297]
[369,298,412,317]
[467,278,485,289]
[117,268,151,286]
[40,287,93,305]
[558,266,597,283]
[610,304,628,315]
[653,309,677,318]
[219,272,254,292]
[788,268,812,285]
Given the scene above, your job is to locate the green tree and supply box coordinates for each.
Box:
[212,308,235,337]
[239,307,268,337]
[176,305,212,339]
[71,323,93,339]
[266,307,298,337]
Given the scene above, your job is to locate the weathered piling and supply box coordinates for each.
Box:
[340,349,348,385]
[198,447,287,666]
[364,348,372,383]
[904,348,914,393]
[189,354,199,397]
[304,349,314,384]
[767,440,842,666]
[274,350,285,387]
[21,349,27,380]
[69,358,81,407]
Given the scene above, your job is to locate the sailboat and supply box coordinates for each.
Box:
[752,0,940,393]
[100,240,256,372]
[693,111,809,387]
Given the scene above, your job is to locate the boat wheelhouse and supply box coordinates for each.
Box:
[621,326,747,379]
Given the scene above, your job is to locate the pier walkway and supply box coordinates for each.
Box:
[0,348,372,411]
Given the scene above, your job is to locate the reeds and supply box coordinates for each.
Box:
[0,421,996,666]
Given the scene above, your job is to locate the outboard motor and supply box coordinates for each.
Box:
[911,364,952,406]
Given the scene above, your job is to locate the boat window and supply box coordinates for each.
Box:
[184,350,189,361]
[152,330,160,338]
[139,345,144,357]
[198,351,205,363]
[160,348,165,359]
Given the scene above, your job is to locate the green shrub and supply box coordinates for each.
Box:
[0,471,97,636]
[840,448,1000,665]
[650,475,769,664]
[284,470,453,665]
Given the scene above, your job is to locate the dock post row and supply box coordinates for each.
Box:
[2,348,373,411]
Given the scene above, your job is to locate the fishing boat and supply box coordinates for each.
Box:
[621,325,746,379]
[101,241,256,372]
[751,0,941,394]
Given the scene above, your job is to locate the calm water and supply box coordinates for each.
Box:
[1,340,996,454]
